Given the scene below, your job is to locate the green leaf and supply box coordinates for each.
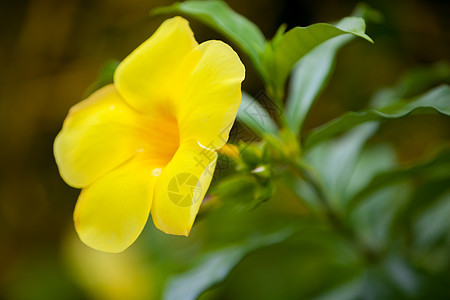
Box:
[391,176,450,248]
[304,84,450,149]
[348,148,450,212]
[83,59,119,97]
[414,191,450,248]
[382,255,422,297]
[344,143,398,201]
[315,258,421,300]
[285,13,380,135]
[262,17,373,95]
[285,35,353,134]
[237,92,279,136]
[272,23,288,46]
[152,0,266,76]
[305,122,378,207]
[313,276,366,300]
[371,61,450,107]
[162,229,293,300]
[352,183,411,248]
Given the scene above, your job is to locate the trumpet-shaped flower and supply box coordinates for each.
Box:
[54,17,245,253]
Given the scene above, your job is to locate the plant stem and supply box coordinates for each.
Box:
[266,87,288,129]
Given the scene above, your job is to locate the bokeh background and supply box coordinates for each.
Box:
[0,0,449,299]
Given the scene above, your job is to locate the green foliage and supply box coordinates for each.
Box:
[305,122,379,208]
[348,148,450,212]
[163,229,293,300]
[284,7,385,135]
[304,85,450,149]
[262,17,373,98]
[143,2,450,299]
[371,61,450,106]
[285,35,353,134]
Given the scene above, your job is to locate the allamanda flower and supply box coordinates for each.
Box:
[54,17,245,253]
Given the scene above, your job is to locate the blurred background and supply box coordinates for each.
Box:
[0,0,449,299]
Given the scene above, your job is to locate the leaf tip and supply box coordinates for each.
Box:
[150,3,179,16]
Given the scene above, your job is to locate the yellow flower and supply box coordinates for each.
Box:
[54,17,245,253]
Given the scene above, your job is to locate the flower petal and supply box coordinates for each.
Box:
[151,142,217,235]
[174,40,245,150]
[74,157,157,253]
[54,84,180,188]
[114,16,198,113]
[54,85,151,188]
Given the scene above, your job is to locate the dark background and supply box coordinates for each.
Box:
[0,0,449,299]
